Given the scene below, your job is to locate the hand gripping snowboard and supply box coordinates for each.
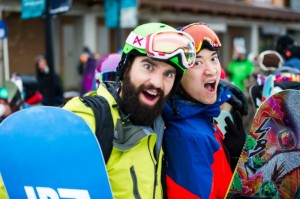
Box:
[226,89,300,199]
[0,106,113,199]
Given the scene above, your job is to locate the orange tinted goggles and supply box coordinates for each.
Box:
[180,22,221,53]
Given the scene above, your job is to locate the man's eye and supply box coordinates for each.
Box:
[212,56,219,62]
[195,61,203,66]
[165,72,175,78]
[144,63,153,71]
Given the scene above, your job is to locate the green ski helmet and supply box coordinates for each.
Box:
[116,22,196,93]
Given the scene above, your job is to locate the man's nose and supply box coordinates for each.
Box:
[149,73,164,89]
[204,64,217,75]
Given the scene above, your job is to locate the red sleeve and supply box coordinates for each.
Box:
[25,92,43,105]
[211,129,233,198]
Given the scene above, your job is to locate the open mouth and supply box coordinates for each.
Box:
[204,81,216,92]
[142,90,159,102]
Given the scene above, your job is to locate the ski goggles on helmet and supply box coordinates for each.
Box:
[126,30,196,69]
[180,22,221,53]
[101,71,116,81]
[95,70,117,83]
[95,71,116,89]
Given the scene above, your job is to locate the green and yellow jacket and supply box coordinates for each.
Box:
[63,83,164,199]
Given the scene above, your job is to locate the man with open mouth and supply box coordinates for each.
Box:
[63,22,196,199]
[162,22,247,199]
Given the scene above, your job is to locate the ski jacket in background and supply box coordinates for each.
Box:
[227,58,255,91]
[284,58,300,70]
[162,84,233,199]
[36,68,64,106]
[63,83,164,199]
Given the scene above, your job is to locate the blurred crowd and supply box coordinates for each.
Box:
[0,47,121,122]
[224,34,300,132]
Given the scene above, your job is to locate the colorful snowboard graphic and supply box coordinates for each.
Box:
[0,106,113,199]
[226,89,300,199]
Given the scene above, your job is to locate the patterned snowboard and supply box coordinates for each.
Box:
[0,106,113,199]
[226,89,300,199]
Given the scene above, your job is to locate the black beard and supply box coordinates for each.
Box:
[120,74,168,126]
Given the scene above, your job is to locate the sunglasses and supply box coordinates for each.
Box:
[126,30,196,69]
[180,22,221,53]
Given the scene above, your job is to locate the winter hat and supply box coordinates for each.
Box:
[275,35,295,58]
[285,45,300,60]
[257,50,284,71]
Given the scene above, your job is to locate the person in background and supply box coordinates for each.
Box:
[227,46,255,91]
[243,50,284,132]
[35,55,64,106]
[80,55,99,95]
[274,35,300,79]
[63,22,196,199]
[93,52,121,89]
[275,34,295,60]
[11,73,43,107]
[0,80,23,123]
[283,45,300,70]
[77,46,93,76]
[0,87,11,123]
[163,22,247,199]
[246,50,300,131]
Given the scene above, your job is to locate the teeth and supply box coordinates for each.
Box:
[147,90,157,96]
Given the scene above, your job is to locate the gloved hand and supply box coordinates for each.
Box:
[219,79,248,116]
[223,110,246,171]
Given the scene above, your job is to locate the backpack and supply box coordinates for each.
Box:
[81,95,114,164]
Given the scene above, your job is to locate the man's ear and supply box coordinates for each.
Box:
[123,67,129,79]
[122,60,133,79]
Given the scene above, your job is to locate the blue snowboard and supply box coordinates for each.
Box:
[0,106,113,199]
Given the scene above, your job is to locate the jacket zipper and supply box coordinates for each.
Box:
[148,136,158,199]
[130,166,141,199]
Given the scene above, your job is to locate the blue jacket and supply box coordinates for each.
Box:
[284,58,300,70]
[163,85,233,199]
